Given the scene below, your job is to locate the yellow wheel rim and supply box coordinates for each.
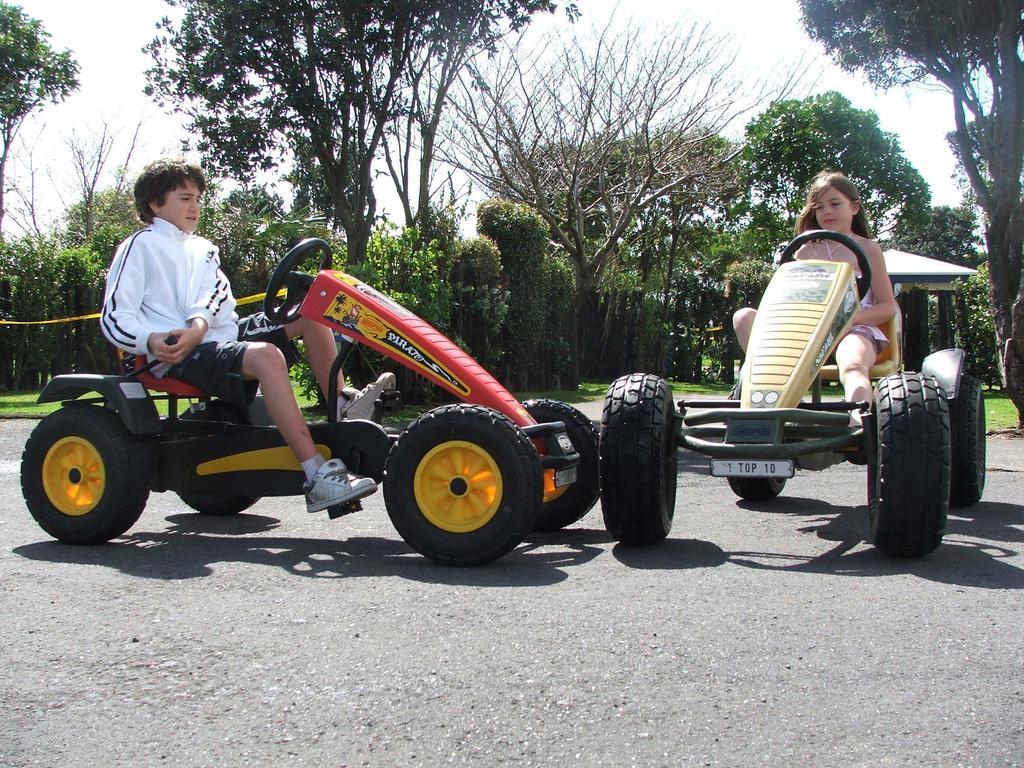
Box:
[41,436,106,516]
[413,440,503,533]
[542,469,569,503]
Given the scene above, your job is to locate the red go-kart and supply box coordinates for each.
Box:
[20,239,599,565]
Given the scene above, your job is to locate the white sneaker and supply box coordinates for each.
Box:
[304,459,377,513]
[338,372,396,421]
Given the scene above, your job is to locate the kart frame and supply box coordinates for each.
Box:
[598,230,986,559]
[21,239,599,566]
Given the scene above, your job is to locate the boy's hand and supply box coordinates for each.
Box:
[147,322,206,364]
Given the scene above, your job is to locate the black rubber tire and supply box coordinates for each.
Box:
[598,373,678,545]
[948,374,986,507]
[521,399,600,531]
[21,406,151,543]
[727,476,787,501]
[725,379,787,501]
[177,401,261,515]
[870,372,950,558]
[383,404,542,566]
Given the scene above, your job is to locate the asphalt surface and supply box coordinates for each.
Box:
[2,403,1022,767]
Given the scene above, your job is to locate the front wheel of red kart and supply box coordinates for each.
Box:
[522,399,599,531]
[383,404,542,566]
[869,372,950,558]
[598,373,678,545]
[21,406,151,543]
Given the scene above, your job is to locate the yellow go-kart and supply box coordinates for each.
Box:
[599,230,986,558]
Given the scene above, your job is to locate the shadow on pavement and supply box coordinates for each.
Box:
[612,538,728,570]
[13,513,605,587]
[724,495,1024,589]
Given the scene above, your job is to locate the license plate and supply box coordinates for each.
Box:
[554,466,577,487]
[710,459,794,478]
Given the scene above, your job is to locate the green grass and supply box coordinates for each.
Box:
[0,386,321,418]
[515,380,610,404]
[1,390,68,417]
[983,389,1020,432]
[2,379,1020,432]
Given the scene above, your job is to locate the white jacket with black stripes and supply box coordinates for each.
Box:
[101,217,238,357]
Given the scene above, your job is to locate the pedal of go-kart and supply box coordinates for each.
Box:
[327,500,362,519]
[374,390,402,421]
[382,389,401,411]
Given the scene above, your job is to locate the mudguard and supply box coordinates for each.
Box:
[37,374,161,435]
[921,348,966,400]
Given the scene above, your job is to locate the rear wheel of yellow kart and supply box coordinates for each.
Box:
[522,399,599,531]
[21,406,151,543]
[727,475,786,501]
[383,404,542,566]
[948,374,986,507]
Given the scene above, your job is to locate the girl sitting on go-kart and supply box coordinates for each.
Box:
[732,170,898,428]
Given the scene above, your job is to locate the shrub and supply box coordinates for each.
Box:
[476,199,547,390]
[449,236,508,375]
[955,263,1001,387]
[538,253,577,389]
[0,237,108,390]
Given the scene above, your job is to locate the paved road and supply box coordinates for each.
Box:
[2,411,1022,767]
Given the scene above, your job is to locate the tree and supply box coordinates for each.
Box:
[64,120,141,243]
[799,0,1024,424]
[889,203,983,267]
[383,3,577,232]
[0,3,78,235]
[450,19,755,295]
[447,18,768,375]
[740,91,931,244]
[146,0,569,263]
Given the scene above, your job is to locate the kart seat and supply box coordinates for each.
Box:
[121,351,205,397]
[819,310,902,382]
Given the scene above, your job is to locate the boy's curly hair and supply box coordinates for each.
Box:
[133,158,207,224]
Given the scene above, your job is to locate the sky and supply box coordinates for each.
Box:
[11,0,966,236]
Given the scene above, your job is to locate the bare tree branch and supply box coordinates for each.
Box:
[445,16,784,293]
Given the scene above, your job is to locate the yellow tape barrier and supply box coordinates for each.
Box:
[0,291,270,326]
[1,294,725,334]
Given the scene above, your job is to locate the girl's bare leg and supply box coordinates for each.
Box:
[733,307,757,352]
[835,334,879,427]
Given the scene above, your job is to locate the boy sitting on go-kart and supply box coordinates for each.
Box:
[100,158,390,512]
[732,171,898,467]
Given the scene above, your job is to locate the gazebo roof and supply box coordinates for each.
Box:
[883,249,978,291]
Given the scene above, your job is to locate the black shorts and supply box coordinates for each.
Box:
[164,312,299,405]
[236,312,300,366]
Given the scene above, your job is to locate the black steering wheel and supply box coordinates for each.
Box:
[264,238,334,324]
[777,230,873,299]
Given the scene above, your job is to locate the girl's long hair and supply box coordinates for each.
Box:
[794,170,873,238]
